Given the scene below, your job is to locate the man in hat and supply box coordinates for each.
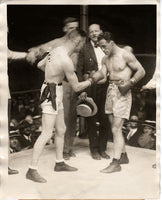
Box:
[9,129,22,153]
[26,28,93,183]
[91,32,145,173]
[77,24,110,160]
[18,120,33,149]
[138,120,156,149]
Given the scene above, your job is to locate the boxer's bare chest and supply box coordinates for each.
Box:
[106,53,127,73]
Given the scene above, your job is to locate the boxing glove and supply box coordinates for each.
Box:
[118,79,135,96]
[92,71,104,82]
[83,74,90,81]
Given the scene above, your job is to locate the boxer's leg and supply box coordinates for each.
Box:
[54,109,77,172]
[55,109,66,161]
[26,113,56,183]
[100,116,124,173]
[31,113,56,166]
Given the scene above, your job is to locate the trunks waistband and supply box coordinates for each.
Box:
[109,80,125,85]
[43,81,62,86]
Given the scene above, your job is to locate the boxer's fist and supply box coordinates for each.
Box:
[92,71,104,83]
[89,70,96,78]
[79,92,87,101]
[118,80,133,96]
[83,74,90,81]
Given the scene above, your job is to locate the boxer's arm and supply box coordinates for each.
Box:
[126,52,145,83]
[92,56,108,83]
[8,49,27,63]
[118,52,146,96]
[63,59,92,92]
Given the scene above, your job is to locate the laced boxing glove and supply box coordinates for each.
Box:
[118,78,136,96]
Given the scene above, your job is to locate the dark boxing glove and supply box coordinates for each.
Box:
[118,78,136,96]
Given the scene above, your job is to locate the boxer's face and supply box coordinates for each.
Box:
[64,22,79,34]
[98,39,113,55]
[89,24,102,42]
[74,36,86,51]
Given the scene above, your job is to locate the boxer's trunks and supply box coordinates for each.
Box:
[105,80,132,120]
[40,81,63,115]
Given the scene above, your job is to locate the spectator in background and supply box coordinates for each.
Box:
[18,107,27,121]
[25,114,34,125]
[33,115,42,133]
[124,115,142,147]
[17,96,24,113]
[18,120,33,149]
[138,120,156,150]
[9,129,22,153]
[27,99,40,116]
[24,98,30,114]
[131,91,146,121]
[10,118,19,128]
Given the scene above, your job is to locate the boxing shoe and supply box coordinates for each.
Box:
[63,152,70,160]
[26,168,47,183]
[8,167,19,175]
[69,150,76,157]
[54,162,78,172]
[91,152,101,160]
[100,158,121,173]
[63,151,76,160]
[99,151,110,159]
[119,152,129,164]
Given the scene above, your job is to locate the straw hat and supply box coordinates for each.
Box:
[76,97,98,117]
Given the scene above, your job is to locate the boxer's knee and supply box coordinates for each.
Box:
[56,125,66,138]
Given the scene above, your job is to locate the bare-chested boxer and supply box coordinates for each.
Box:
[91,32,145,173]
[26,17,79,160]
[26,28,94,183]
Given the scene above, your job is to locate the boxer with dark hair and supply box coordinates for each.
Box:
[26,29,93,183]
[91,31,145,173]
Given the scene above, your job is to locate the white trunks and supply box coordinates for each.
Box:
[40,82,63,115]
[105,81,132,120]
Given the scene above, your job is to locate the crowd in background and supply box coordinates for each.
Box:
[9,87,156,153]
